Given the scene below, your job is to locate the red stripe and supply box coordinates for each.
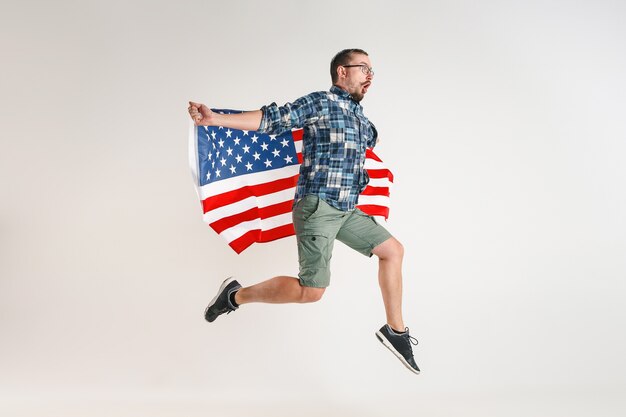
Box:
[356,204,390,219]
[366,168,394,182]
[259,223,295,242]
[210,200,294,234]
[229,223,296,254]
[202,174,298,213]
[229,230,259,254]
[365,148,382,162]
[360,185,390,197]
[294,128,302,162]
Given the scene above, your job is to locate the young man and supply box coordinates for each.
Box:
[188,49,419,374]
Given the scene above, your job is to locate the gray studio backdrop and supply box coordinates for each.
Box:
[1,0,625,416]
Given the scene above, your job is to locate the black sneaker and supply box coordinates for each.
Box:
[204,277,241,322]
[375,324,420,374]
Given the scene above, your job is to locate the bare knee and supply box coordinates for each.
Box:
[395,239,405,260]
[373,237,404,262]
[299,286,325,303]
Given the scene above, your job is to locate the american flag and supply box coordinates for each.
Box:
[189,110,394,253]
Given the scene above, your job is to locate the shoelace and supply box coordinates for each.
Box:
[403,327,419,346]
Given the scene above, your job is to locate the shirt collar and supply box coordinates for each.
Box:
[330,85,359,103]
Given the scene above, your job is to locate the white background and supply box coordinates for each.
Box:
[2,0,625,416]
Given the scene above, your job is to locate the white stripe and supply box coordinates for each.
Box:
[198,164,300,199]
[202,187,296,224]
[364,159,388,170]
[357,195,391,207]
[367,177,392,188]
[219,212,293,242]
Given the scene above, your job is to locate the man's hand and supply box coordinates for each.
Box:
[188,101,215,126]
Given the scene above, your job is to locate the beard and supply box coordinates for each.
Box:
[351,92,364,103]
[350,82,370,103]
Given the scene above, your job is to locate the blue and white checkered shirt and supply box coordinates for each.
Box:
[258,85,378,212]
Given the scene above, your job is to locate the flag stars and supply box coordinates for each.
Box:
[199,125,303,183]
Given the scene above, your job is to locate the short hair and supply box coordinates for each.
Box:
[330,48,369,84]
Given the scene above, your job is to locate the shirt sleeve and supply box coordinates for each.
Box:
[258,93,323,135]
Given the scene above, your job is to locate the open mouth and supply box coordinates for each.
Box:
[362,82,371,92]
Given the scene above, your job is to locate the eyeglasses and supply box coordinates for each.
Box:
[342,64,375,76]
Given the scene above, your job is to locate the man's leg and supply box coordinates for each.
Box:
[335,210,419,373]
[371,237,405,331]
[235,276,325,304]
[372,237,419,374]
[205,196,338,322]
[335,210,405,331]
[204,276,325,322]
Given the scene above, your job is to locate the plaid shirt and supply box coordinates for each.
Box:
[258,85,378,211]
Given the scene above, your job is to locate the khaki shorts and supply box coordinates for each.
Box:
[292,195,393,288]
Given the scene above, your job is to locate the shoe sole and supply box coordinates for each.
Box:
[376,331,420,375]
[204,276,235,322]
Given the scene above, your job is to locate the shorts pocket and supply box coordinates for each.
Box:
[297,232,330,270]
[295,195,321,222]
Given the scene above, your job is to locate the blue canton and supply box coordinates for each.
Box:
[258,86,378,211]
[198,110,299,186]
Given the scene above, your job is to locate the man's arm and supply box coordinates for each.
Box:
[188,101,262,131]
